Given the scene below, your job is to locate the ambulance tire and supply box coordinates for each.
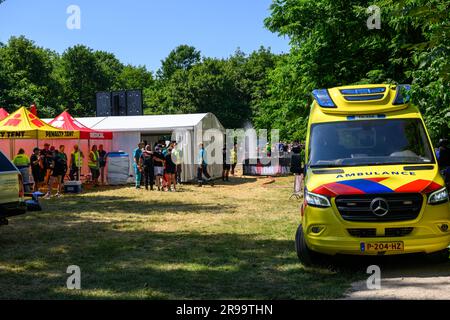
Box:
[426,248,449,264]
[295,224,322,266]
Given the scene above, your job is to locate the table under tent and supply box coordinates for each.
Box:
[47,111,113,182]
[45,113,226,183]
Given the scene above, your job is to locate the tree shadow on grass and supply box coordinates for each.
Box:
[185,176,259,187]
[39,195,238,216]
[0,219,359,300]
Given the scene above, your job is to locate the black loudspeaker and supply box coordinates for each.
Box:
[112,91,127,116]
[126,90,143,116]
[290,153,303,174]
[96,92,112,117]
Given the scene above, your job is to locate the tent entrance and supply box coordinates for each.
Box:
[141,133,172,148]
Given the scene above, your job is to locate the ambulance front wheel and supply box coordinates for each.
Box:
[295,224,322,266]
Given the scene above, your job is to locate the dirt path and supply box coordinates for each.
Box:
[343,260,450,300]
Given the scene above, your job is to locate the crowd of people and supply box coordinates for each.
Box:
[132,140,183,191]
[131,141,241,191]
[12,143,108,199]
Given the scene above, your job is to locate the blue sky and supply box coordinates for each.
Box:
[0,0,290,72]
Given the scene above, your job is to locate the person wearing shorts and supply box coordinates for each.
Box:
[44,149,65,199]
[153,146,165,191]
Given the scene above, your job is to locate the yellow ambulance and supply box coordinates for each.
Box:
[296,84,450,265]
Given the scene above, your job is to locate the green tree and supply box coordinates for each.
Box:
[60,45,111,116]
[0,36,61,116]
[158,45,201,80]
[117,65,154,90]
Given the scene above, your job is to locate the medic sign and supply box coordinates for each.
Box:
[89,132,105,139]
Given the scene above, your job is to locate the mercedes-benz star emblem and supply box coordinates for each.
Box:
[370,198,389,217]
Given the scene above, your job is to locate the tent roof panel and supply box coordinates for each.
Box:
[45,113,209,132]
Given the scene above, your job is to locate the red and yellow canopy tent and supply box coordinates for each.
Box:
[0,108,9,121]
[46,111,113,176]
[0,107,80,158]
[49,111,113,140]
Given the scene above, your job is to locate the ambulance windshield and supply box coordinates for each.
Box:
[309,118,435,167]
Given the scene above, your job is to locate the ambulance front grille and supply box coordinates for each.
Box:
[336,193,423,222]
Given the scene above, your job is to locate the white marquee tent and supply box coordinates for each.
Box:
[46,113,225,182]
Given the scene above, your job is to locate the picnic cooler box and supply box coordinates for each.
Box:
[64,181,82,194]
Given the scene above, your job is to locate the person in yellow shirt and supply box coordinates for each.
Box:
[13,148,31,192]
[69,144,84,181]
[13,149,30,168]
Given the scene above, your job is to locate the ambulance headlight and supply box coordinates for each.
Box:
[428,187,449,205]
[305,191,331,208]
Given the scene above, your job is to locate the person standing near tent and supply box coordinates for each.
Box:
[165,147,177,192]
[153,145,165,191]
[133,142,144,189]
[172,141,182,184]
[69,145,84,181]
[30,147,43,192]
[140,145,154,191]
[13,148,31,191]
[222,147,230,182]
[41,143,53,184]
[88,145,100,186]
[59,145,68,184]
[44,149,65,199]
[98,144,107,185]
[230,143,238,176]
[197,143,214,187]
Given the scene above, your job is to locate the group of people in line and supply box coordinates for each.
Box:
[132,141,240,191]
[12,143,107,198]
[132,140,182,191]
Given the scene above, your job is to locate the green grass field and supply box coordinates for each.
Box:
[0,175,363,299]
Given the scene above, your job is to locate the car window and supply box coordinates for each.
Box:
[0,152,17,172]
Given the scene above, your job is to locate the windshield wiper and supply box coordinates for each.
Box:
[309,164,340,168]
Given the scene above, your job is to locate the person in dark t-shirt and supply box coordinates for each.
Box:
[140,145,154,191]
[165,148,177,192]
[30,147,43,191]
[153,146,165,191]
